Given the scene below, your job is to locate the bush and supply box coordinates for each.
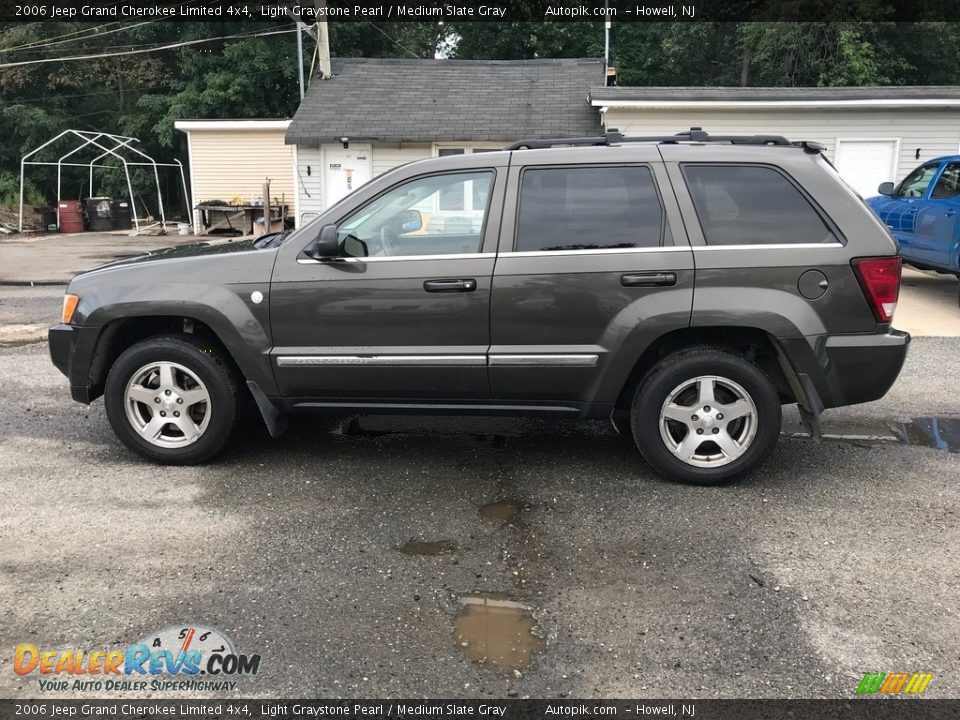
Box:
[0,172,46,208]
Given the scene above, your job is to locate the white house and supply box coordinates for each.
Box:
[284,57,604,225]
[590,85,960,198]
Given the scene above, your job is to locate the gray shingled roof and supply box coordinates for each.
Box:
[285,58,603,145]
[590,85,960,103]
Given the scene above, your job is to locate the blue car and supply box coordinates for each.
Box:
[866,156,960,277]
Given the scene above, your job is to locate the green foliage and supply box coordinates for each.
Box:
[0,171,45,208]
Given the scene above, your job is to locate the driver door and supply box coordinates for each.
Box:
[269,161,505,402]
[875,162,941,257]
[914,162,960,268]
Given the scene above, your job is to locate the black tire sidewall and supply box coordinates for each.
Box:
[104,337,239,464]
[632,351,782,485]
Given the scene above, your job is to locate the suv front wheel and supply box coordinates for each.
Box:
[104,335,241,464]
[631,348,782,485]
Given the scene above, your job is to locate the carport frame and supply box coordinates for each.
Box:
[18,129,190,234]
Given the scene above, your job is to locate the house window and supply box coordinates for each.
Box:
[433,146,499,221]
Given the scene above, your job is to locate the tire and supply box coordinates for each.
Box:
[104,335,241,464]
[630,347,782,485]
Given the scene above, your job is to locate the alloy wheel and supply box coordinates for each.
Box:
[658,375,758,468]
[123,361,211,448]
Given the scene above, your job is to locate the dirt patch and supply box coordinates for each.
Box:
[0,323,47,347]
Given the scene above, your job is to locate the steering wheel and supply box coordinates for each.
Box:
[379,226,398,257]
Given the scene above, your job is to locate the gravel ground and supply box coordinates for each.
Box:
[0,337,957,700]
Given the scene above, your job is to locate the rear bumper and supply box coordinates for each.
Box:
[48,324,100,403]
[783,329,910,409]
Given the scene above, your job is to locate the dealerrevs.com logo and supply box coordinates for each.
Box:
[14,625,260,692]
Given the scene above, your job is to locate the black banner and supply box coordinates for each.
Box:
[0,0,957,23]
[2,700,960,720]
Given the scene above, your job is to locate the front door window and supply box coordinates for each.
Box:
[337,171,494,257]
[898,164,939,198]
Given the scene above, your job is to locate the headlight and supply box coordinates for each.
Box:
[61,294,79,324]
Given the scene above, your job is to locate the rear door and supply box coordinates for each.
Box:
[488,147,694,411]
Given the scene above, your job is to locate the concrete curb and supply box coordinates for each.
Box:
[0,280,69,287]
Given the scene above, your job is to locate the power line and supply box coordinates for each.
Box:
[1,3,205,54]
[0,22,123,53]
[0,22,156,54]
[9,22,294,54]
[0,27,296,69]
[3,66,292,106]
[367,22,421,59]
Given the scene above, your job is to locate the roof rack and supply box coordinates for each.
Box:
[505,127,826,154]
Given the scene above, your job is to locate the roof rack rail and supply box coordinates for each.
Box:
[505,128,825,153]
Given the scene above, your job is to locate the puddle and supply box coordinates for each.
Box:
[479,500,522,523]
[453,592,545,670]
[470,434,508,449]
[399,539,456,556]
[342,418,394,437]
[893,417,960,453]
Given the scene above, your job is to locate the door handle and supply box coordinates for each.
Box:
[620,272,677,288]
[423,278,477,293]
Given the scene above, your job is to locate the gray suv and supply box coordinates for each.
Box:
[49,129,909,484]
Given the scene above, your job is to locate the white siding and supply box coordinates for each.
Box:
[293,142,431,222]
[373,143,431,177]
[295,145,323,225]
[602,108,960,182]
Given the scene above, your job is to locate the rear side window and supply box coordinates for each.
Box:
[683,165,838,246]
[515,166,664,252]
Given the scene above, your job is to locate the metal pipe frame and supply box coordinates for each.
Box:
[18,129,182,234]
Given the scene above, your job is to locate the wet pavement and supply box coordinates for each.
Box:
[0,337,958,699]
[892,416,960,453]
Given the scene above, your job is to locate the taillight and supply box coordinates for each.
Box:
[852,256,901,323]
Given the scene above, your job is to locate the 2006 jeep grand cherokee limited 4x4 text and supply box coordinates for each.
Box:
[49,128,909,484]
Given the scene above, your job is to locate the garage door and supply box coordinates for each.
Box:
[834,139,898,198]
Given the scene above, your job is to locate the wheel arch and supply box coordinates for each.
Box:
[611,326,799,423]
[83,311,273,402]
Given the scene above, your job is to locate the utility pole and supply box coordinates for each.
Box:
[603,0,612,86]
[295,23,305,99]
[316,0,331,79]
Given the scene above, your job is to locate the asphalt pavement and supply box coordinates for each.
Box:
[0,335,957,700]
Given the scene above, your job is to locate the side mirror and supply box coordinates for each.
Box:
[342,236,369,258]
[878,182,895,196]
[303,224,339,259]
[398,209,422,234]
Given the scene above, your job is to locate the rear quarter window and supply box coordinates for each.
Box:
[682,164,839,246]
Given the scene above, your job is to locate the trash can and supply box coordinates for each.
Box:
[39,206,58,231]
[85,197,113,231]
[57,200,84,234]
[111,201,132,230]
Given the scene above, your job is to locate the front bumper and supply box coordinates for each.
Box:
[48,324,101,403]
[782,329,911,410]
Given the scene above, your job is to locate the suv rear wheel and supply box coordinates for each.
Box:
[631,348,781,485]
[104,335,241,464]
